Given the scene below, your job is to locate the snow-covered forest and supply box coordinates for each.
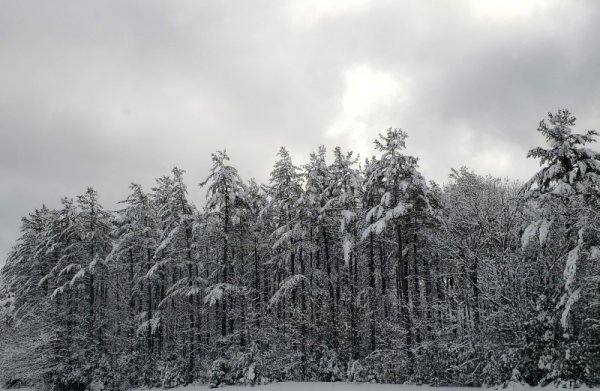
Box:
[1,109,599,390]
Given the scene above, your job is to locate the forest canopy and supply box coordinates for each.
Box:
[1,109,599,390]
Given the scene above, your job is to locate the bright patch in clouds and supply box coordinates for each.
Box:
[326,65,410,158]
[289,0,372,27]
[471,148,512,175]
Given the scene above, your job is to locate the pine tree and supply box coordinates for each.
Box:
[523,109,600,386]
[201,151,248,343]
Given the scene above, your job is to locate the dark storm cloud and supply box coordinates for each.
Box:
[2,0,600,265]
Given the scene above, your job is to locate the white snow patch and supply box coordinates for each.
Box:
[590,246,600,260]
[561,288,581,330]
[343,237,353,266]
[521,220,541,249]
[374,219,387,235]
[538,220,552,246]
[268,275,308,308]
[69,268,86,287]
[341,210,356,223]
[386,202,408,219]
[340,210,356,232]
[551,182,574,196]
[204,283,246,306]
[154,226,180,257]
[563,245,580,293]
[380,191,391,207]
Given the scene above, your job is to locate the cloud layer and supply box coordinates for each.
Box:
[2,0,600,264]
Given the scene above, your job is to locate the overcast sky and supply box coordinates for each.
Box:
[1,0,600,265]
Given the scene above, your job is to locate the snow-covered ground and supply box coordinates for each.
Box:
[141,383,592,391]
[2,383,593,391]
[144,384,408,391]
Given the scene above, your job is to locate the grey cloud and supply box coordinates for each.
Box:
[2,0,600,265]
[298,0,600,178]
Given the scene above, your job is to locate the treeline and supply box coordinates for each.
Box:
[1,109,600,390]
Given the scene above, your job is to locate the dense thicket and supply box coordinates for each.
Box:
[1,109,599,390]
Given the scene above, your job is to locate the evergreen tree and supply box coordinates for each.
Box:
[522,109,600,386]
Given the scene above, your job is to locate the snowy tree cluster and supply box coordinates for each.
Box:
[1,109,599,390]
